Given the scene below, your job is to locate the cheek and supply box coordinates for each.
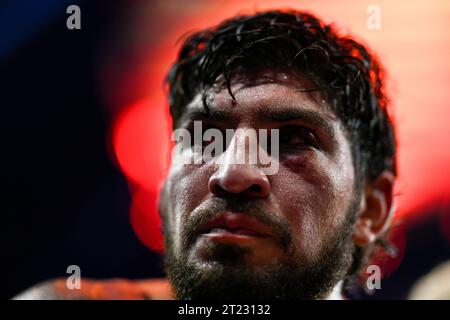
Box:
[166,164,212,246]
[273,150,355,255]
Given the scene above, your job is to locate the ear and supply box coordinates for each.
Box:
[352,171,396,247]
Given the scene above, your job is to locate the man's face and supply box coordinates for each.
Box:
[162,71,360,299]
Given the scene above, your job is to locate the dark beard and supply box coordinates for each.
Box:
[163,199,358,300]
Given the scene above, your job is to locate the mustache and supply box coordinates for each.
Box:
[182,197,292,250]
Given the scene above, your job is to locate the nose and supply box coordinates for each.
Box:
[208,129,271,198]
[208,164,271,198]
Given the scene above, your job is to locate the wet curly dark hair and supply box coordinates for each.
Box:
[165,9,397,295]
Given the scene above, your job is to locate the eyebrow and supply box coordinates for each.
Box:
[179,106,335,138]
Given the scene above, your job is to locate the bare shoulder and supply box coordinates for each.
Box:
[12,278,173,300]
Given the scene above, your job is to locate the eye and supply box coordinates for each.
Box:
[279,126,320,150]
[187,124,227,150]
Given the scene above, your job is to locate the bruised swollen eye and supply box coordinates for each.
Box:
[279,126,320,150]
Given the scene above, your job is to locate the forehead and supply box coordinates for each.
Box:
[181,71,339,129]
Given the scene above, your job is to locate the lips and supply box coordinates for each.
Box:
[197,212,274,238]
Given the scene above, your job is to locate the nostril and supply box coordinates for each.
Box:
[248,184,262,194]
[208,170,270,197]
[211,184,227,197]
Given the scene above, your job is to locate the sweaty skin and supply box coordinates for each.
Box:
[161,72,357,299]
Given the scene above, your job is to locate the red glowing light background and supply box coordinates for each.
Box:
[103,0,450,253]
